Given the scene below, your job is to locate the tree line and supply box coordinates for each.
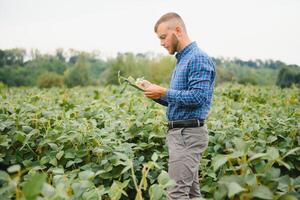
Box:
[0,48,299,88]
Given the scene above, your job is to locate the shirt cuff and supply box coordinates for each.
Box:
[160,95,168,102]
[165,89,177,103]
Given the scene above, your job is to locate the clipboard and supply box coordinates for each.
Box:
[124,79,145,91]
[118,71,147,93]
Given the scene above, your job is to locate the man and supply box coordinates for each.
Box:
[140,12,215,199]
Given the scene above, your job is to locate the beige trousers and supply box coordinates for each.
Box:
[166,125,209,200]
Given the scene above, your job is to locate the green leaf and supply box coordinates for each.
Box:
[79,170,95,180]
[121,165,131,174]
[66,160,75,168]
[114,152,129,161]
[248,153,267,162]
[214,184,227,200]
[267,135,277,143]
[48,143,58,151]
[72,181,93,198]
[23,160,32,167]
[233,138,250,154]
[158,170,169,185]
[219,175,243,185]
[151,152,158,162]
[295,176,300,187]
[0,135,10,147]
[243,174,256,187]
[64,151,75,159]
[108,180,129,200]
[250,185,273,199]
[149,184,164,200]
[213,155,227,171]
[227,182,245,198]
[277,175,291,192]
[277,159,291,170]
[7,164,20,173]
[282,147,300,159]
[22,125,33,134]
[82,189,102,200]
[14,131,26,143]
[41,183,55,198]
[278,193,300,200]
[51,168,64,175]
[49,158,57,166]
[265,167,281,179]
[0,171,10,181]
[230,151,243,159]
[56,151,64,160]
[157,170,175,189]
[266,147,280,160]
[23,173,47,200]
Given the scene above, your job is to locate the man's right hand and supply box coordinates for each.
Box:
[136,79,152,90]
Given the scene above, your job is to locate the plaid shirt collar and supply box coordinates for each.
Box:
[175,41,197,62]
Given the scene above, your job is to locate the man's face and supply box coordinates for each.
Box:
[156,22,179,55]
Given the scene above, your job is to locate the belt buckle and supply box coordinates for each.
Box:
[168,121,174,129]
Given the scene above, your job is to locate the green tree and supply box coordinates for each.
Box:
[147,56,175,84]
[37,72,64,88]
[0,48,26,67]
[64,54,91,87]
[276,66,300,88]
[55,48,66,62]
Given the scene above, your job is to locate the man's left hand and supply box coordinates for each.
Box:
[144,84,167,99]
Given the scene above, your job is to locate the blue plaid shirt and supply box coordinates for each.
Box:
[155,42,215,121]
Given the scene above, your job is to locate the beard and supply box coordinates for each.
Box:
[168,33,179,55]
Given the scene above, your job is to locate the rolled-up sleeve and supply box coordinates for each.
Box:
[153,96,168,106]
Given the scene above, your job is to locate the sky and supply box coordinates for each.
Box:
[1,0,300,65]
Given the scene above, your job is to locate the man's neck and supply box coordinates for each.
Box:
[177,37,192,53]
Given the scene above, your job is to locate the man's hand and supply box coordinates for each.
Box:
[136,80,151,90]
[144,84,167,99]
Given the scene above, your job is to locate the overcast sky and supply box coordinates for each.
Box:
[1,0,300,65]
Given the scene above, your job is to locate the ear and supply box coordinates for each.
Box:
[175,26,182,36]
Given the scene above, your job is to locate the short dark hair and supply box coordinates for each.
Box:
[154,12,186,32]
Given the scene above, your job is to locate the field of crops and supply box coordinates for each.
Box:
[0,84,299,200]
